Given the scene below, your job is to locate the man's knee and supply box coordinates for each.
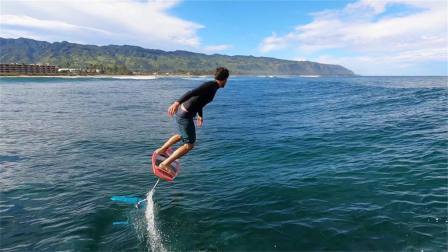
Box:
[184,143,194,151]
[173,134,182,141]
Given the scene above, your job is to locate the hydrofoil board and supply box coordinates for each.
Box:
[152,147,180,182]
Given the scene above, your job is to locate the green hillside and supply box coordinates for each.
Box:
[0,37,355,76]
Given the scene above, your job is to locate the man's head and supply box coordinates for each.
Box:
[215,67,229,88]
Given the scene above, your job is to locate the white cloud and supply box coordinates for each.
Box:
[202,44,233,54]
[293,57,308,62]
[259,0,448,75]
[0,0,227,52]
[2,15,113,35]
[259,32,290,52]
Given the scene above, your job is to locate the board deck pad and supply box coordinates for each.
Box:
[152,147,180,182]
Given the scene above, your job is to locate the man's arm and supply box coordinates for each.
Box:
[168,82,212,117]
[196,107,203,127]
[168,101,180,116]
[198,107,203,118]
[196,115,203,127]
[176,82,212,104]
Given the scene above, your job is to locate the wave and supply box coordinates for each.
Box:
[254,75,318,79]
[98,75,157,80]
[299,75,320,78]
[180,75,210,80]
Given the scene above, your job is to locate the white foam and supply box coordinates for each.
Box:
[299,75,320,78]
[107,75,157,80]
[145,184,166,252]
[180,77,210,80]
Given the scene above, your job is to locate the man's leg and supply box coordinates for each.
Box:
[159,114,195,176]
[159,143,194,174]
[156,134,182,155]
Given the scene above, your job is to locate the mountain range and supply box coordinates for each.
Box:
[0,37,355,76]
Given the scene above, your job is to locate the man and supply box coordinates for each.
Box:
[155,67,230,175]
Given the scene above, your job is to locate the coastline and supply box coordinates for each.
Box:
[2,75,446,80]
[0,74,332,79]
[0,74,209,79]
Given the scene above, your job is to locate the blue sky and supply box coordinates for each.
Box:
[169,1,348,58]
[1,0,447,75]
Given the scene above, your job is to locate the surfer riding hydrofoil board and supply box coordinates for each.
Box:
[153,67,230,179]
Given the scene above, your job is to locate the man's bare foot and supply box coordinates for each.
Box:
[159,163,175,176]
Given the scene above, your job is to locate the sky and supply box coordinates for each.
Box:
[1,0,447,76]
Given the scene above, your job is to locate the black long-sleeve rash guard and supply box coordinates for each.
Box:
[176,81,219,118]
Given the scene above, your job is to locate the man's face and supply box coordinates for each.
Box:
[218,79,227,88]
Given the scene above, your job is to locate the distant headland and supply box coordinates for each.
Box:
[0,37,355,76]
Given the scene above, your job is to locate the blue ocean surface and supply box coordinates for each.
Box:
[0,76,447,251]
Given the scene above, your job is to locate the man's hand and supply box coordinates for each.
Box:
[197,116,203,127]
[168,101,180,117]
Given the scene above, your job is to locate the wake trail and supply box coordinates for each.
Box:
[145,179,166,252]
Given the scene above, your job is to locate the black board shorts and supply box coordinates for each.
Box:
[175,109,196,144]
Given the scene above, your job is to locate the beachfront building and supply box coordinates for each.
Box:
[0,63,58,74]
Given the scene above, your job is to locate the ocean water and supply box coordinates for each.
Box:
[0,76,447,251]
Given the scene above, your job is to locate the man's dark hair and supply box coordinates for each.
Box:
[215,67,229,81]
